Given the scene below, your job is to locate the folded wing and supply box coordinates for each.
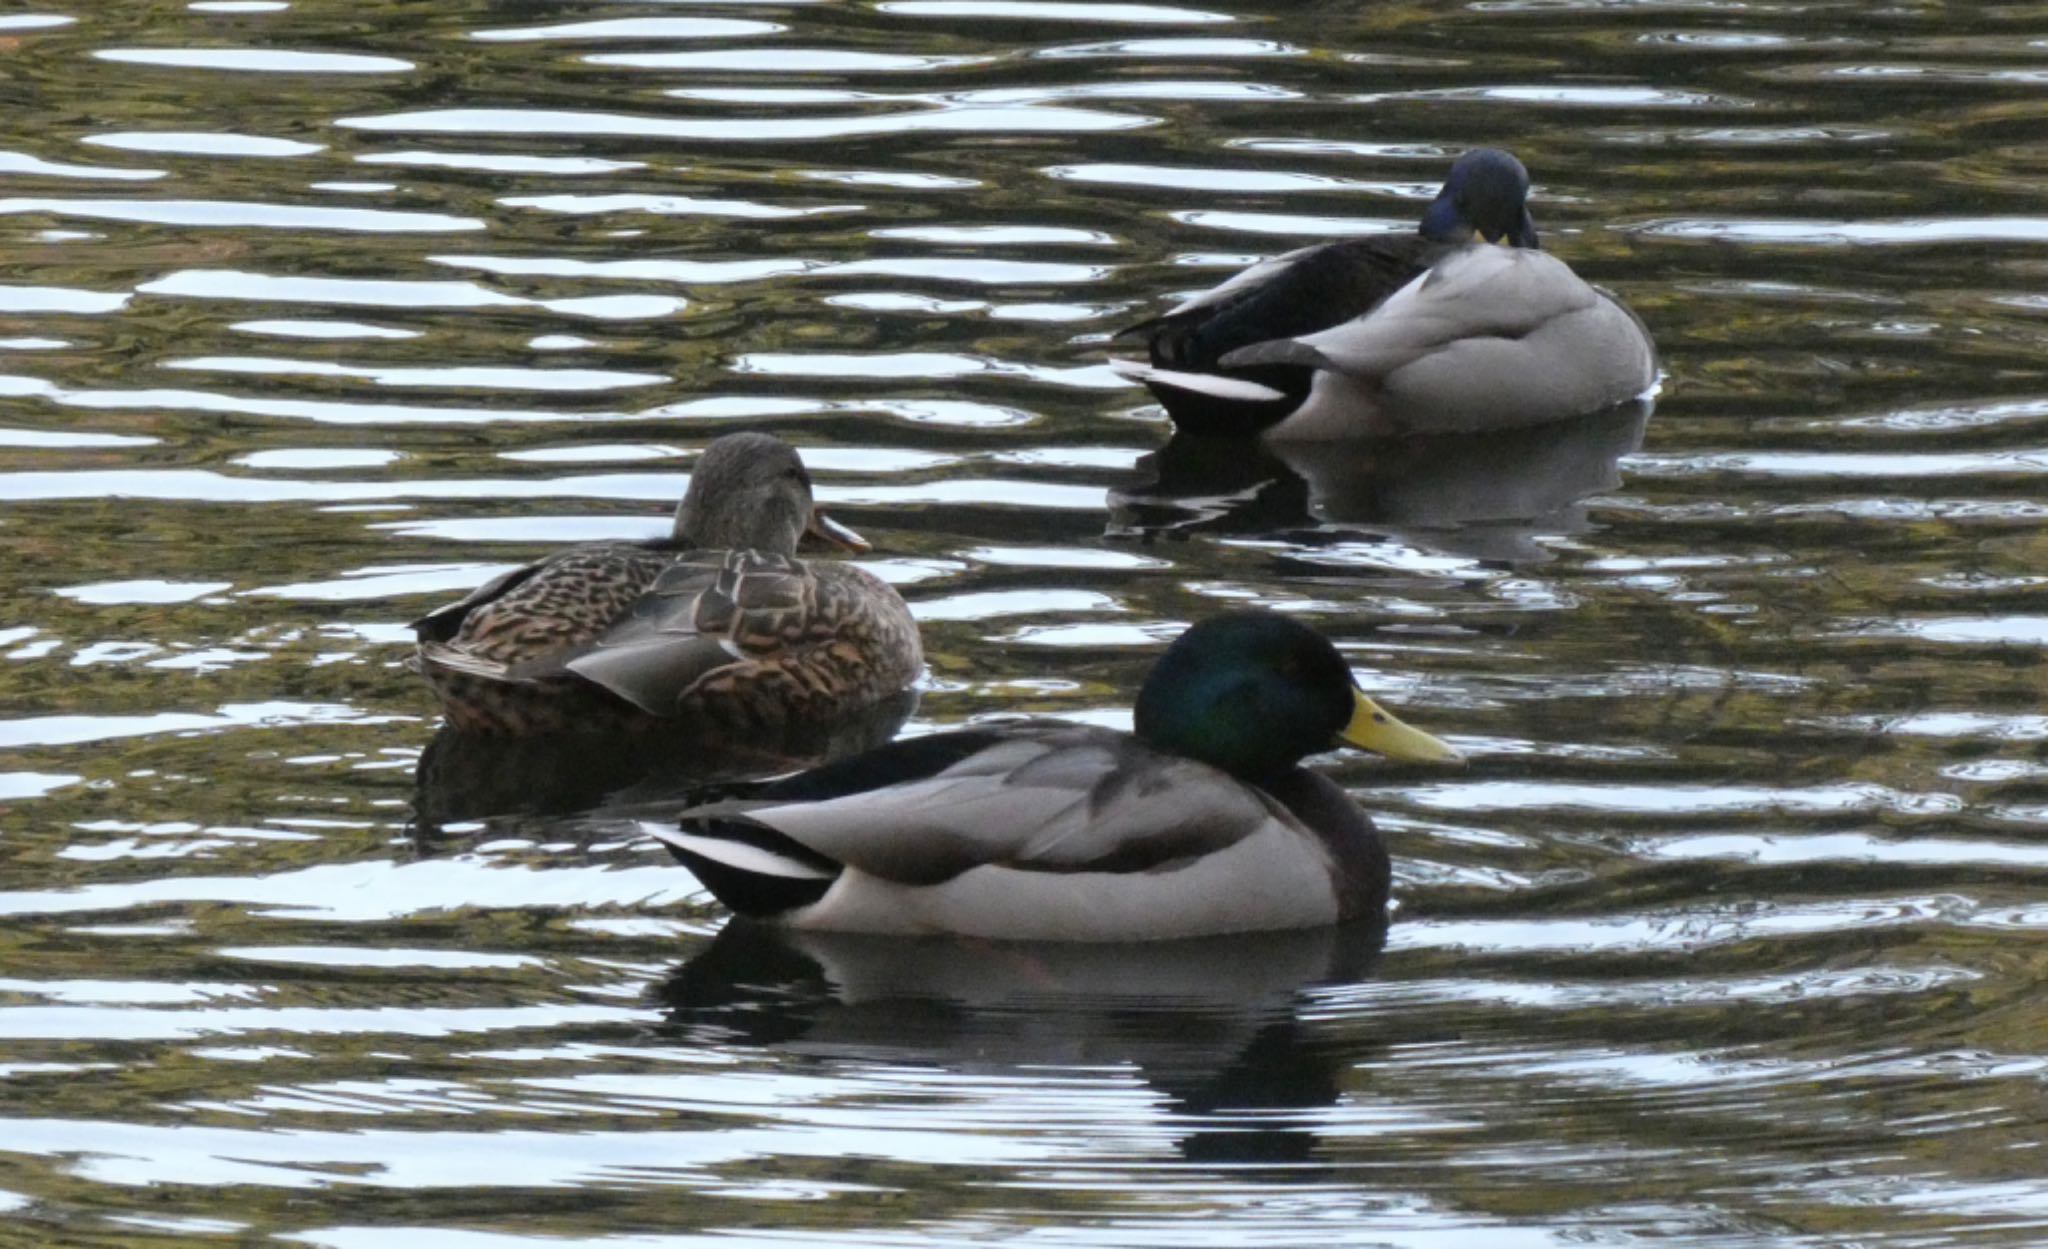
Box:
[675,723,1281,887]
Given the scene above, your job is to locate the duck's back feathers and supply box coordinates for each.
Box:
[740,728,1270,881]
[412,542,684,733]
[1117,237,1442,434]
[410,562,545,645]
[412,542,677,661]
[652,722,1388,940]
[1122,237,1438,371]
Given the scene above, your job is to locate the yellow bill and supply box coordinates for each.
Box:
[1338,687,1464,763]
[803,509,870,554]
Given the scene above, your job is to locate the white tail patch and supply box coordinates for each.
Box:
[1108,359,1288,402]
[643,822,835,880]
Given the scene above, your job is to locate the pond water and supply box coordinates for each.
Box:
[4,1,2048,1245]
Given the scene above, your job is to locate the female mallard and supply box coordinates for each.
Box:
[648,610,1461,941]
[411,431,922,737]
[1113,148,1656,439]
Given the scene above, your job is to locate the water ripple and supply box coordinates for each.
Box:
[95,48,413,73]
[5,2,2047,1245]
[338,105,1153,141]
[0,198,479,233]
[471,18,783,43]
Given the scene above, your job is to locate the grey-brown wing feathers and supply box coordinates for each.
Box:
[562,634,745,714]
[552,550,784,711]
[725,727,1278,885]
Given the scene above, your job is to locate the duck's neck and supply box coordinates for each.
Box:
[1418,196,1471,244]
[672,499,804,555]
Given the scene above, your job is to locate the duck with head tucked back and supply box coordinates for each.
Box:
[411,431,922,737]
[1113,148,1656,439]
[647,609,1462,942]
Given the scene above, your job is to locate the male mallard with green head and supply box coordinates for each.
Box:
[412,432,921,736]
[649,610,1460,940]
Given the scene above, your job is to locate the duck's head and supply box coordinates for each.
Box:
[1133,610,1463,782]
[673,431,868,556]
[1420,148,1538,249]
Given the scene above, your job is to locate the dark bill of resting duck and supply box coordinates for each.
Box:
[410,431,922,737]
[648,609,1464,942]
[1111,148,1658,440]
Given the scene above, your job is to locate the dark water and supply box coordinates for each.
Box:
[4,1,2048,1245]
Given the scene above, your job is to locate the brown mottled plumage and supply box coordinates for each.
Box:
[410,432,922,736]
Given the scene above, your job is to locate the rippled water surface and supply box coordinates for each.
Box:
[5,1,2048,1245]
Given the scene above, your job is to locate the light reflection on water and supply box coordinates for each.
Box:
[1,0,2047,1245]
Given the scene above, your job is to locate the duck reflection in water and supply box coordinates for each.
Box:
[1110,399,1651,565]
[409,691,916,842]
[656,918,1387,1166]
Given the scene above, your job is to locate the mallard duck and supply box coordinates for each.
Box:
[648,610,1461,941]
[411,431,922,737]
[1112,148,1656,439]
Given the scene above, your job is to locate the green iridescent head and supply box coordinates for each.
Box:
[1133,610,1462,781]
